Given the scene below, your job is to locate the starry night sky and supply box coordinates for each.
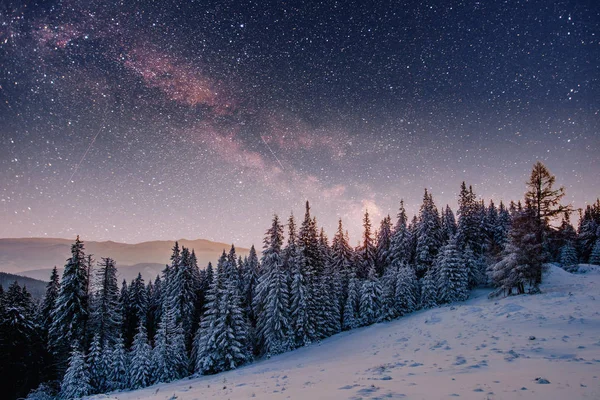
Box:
[1,0,599,247]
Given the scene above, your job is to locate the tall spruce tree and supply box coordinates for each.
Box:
[90,257,121,347]
[129,323,152,390]
[389,201,412,268]
[342,274,360,330]
[359,265,382,326]
[436,236,469,304]
[59,346,90,400]
[394,264,419,316]
[254,215,290,355]
[357,210,377,280]
[415,189,442,276]
[49,236,90,374]
[375,215,393,276]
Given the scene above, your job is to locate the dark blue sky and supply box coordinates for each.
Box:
[0,0,598,246]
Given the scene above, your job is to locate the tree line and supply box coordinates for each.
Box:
[1,161,599,399]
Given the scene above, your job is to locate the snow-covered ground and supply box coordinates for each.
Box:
[92,265,600,400]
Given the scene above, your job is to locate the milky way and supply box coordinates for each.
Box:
[0,0,598,247]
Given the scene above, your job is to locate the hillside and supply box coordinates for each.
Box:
[0,238,250,283]
[0,272,47,299]
[90,265,600,400]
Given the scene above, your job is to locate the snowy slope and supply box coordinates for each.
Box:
[92,265,600,400]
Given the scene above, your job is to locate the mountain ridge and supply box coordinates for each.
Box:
[0,237,251,283]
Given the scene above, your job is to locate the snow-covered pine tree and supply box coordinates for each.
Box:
[577,203,599,263]
[389,200,412,268]
[147,275,162,341]
[123,273,148,348]
[436,236,469,304]
[152,308,176,383]
[40,267,60,339]
[415,190,442,277]
[491,201,542,295]
[193,253,224,375]
[1,282,43,399]
[456,182,483,255]
[441,205,457,244]
[242,245,260,327]
[254,215,290,355]
[59,346,90,400]
[394,263,419,316]
[129,322,152,390]
[331,219,354,302]
[560,241,579,270]
[298,201,322,342]
[212,272,250,372]
[289,245,313,347]
[90,257,121,348]
[359,265,382,326]
[380,262,399,321]
[172,246,197,349]
[107,335,128,391]
[590,238,600,265]
[322,256,342,336]
[87,334,108,393]
[375,215,393,276]
[342,273,360,330]
[357,210,377,280]
[195,248,250,374]
[420,266,439,309]
[49,236,90,373]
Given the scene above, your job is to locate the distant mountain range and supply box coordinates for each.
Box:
[0,272,48,299]
[0,238,250,283]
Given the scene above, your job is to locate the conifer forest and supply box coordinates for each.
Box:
[2,162,599,399]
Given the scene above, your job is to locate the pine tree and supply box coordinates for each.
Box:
[560,241,579,270]
[375,215,393,276]
[331,219,354,287]
[255,215,290,355]
[107,335,128,391]
[436,237,469,304]
[415,189,442,276]
[491,202,543,295]
[357,210,377,279]
[441,205,457,244]
[577,203,599,262]
[59,346,90,400]
[147,276,162,342]
[171,246,197,349]
[152,308,177,383]
[87,334,108,393]
[40,267,60,339]
[590,238,600,265]
[90,258,121,347]
[124,273,148,348]
[129,323,152,390]
[195,249,250,374]
[359,266,382,326]
[342,274,360,330]
[49,236,90,373]
[420,266,439,308]
[241,245,260,326]
[456,182,483,255]
[0,282,43,399]
[389,200,412,268]
[297,201,322,342]
[381,263,399,321]
[394,264,419,316]
[289,247,313,347]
